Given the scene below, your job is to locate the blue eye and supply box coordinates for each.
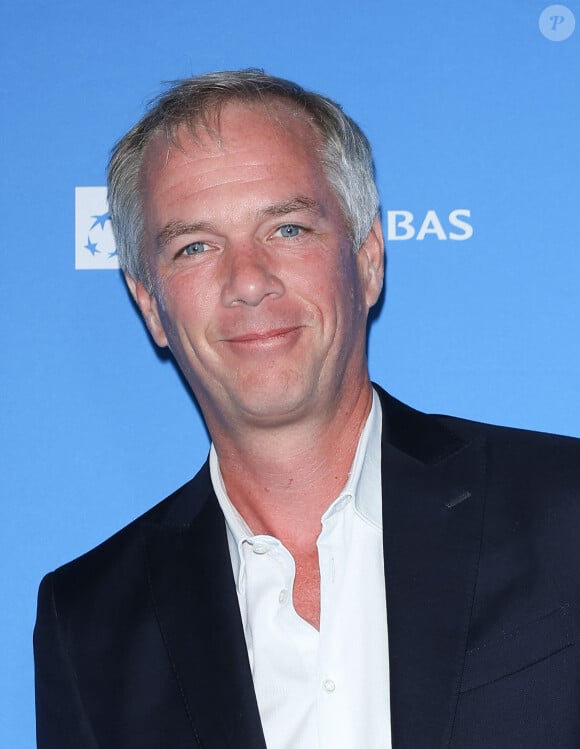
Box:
[182,241,207,255]
[278,224,301,238]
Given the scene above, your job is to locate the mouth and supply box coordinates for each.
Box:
[226,327,299,343]
[220,326,303,354]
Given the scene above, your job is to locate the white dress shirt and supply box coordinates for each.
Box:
[210,390,391,749]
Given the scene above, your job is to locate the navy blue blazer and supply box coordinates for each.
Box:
[34,387,580,748]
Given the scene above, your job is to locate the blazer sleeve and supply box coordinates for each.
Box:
[34,573,98,749]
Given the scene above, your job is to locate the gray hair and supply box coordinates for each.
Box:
[107,69,380,290]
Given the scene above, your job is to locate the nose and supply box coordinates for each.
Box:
[220,244,285,307]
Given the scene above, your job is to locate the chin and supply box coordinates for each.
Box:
[232,375,316,424]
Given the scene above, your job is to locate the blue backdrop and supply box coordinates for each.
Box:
[2,2,579,745]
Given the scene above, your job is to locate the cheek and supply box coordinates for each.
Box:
[323,253,363,310]
[155,275,215,344]
[295,268,356,336]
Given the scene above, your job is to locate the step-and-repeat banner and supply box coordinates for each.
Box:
[2,2,579,745]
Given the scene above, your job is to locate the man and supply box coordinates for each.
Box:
[34,70,580,748]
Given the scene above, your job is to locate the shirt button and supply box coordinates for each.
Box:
[278,589,288,604]
[252,542,269,555]
[323,679,336,693]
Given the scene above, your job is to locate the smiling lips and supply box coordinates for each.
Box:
[224,326,301,347]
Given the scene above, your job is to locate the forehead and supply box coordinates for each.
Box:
[141,100,325,185]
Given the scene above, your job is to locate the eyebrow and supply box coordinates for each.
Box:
[155,196,322,249]
[156,220,214,249]
[261,196,321,217]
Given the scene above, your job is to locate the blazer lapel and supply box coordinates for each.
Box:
[378,388,486,749]
[142,473,267,749]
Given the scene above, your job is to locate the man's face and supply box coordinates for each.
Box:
[128,102,383,438]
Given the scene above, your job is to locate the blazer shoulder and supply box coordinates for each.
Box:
[375,384,580,511]
[376,383,580,468]
[40,461,215,600]
[437,410,580,448]
[436,412,580,483]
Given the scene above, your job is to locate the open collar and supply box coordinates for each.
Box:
[142,386,486,749]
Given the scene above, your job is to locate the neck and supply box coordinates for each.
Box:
[211,381,374,549]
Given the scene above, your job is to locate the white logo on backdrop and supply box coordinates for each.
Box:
[75,187,474,270]
[539,5,575,41]
[386,209,473,241]
[75,187,119,270]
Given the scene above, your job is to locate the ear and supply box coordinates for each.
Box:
[124,274,169,348]
[356,216,384,309]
